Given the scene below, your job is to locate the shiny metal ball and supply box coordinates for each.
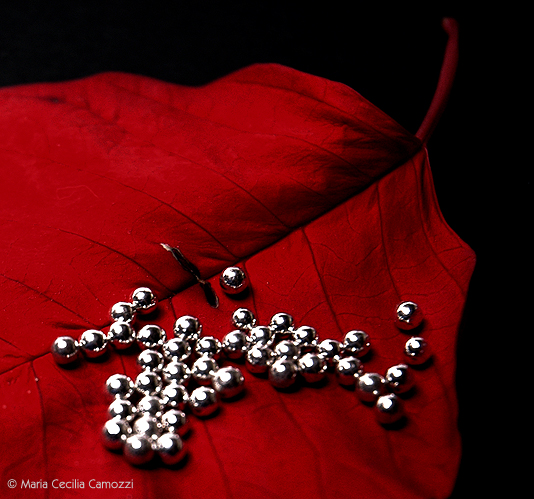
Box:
[78,329,108,358]
[404,337,431,365]
[269,312,294,339]
[106,374,135,399]
[135,371,163,396]
[274,340,300,361]
[132,414,161,441]
[195,336,222,359]
[336,356,363,386]
[375,393,404,424]
[107,322,136,350]
[232,308,256,330]
[131,287,157,314]
[110,301,136,324]
[191,356,219,385]
[292,326,318,352]
[245,345,274,374]
[212,366,245,399]
[297,352,327,383]
[173,315,202,343]
[162,361,191,386]
[162,338,192,363]
[395,301,423,330]
[137,325,167,350]
[189,386,219,417]
[107,399,136,420]
[161,382,189,410]
[160,409,189,436]
[269,359,298,389]
[157,432,187,465]
[219,266,248,295]
[51,336,80,365]
[101,418,131,451]
[248,326,274,347]
[343,330,371,358]
[137,395,164,418]
[385,364,414,393]
[317,339,342,366]
[355,372,387,402]
[137,349,165,372]
[222,330,248,359]
[123,434,155,466]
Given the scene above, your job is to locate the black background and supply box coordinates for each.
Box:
[0,2,523,497]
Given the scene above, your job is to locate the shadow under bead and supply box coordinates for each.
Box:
[51,336,80,365]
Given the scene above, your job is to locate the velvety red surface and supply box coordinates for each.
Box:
[0,65,475,499]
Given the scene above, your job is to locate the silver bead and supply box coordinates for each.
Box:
[78,329,108,358]
[132,414,161,441]
[404,337,431,365]
[105,374,135,400]
[108,399,136,420]
[375,393,404,424]
[248,326,273,347]
[343,330,371,358]
[137,349,165,372]
[162,338,192,363]
[131,287,157,314]
[211,366,245,399]
[245,346,274,374]
[161,382,189,410]
[219,266,248,295]
[355,373,387,402]
[156,432,187,465]
[110,301,136,324]
[336,356,363,386]
[137,325,167,350]
[101,419,131,451]
[222,330,249,359]
[162,361,191,386]
[135,371,163,396]
[317,339,342,366]
[269,359,298,389]
[297,352,327,383]
[107,322,136,350]
[232,308,256,330]
[191,356,219,385]
[51,336,80,365]
[385,364,414,393]
[274,340,300,361]
[173,315,202,343]
[292,326,318,352]
[269,312,294,339]
[160,409,189,436]
[123,434,155,466]
[395,301,423,330]
[194,336,222,359]
[189,386,219,417]
[137,395,164,418]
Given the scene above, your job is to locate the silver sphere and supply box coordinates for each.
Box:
[343,330,371,358]
[404,337,431,365]
[375,393,404,424]
[123,434,155,466]
[161,382,189,410]
[274,340,300,361]
[194,336,222,359]
[110,301,136,324]
[157,432,187,465]
[137,325,167,350]
[297,352,327,383]
[173,315,202,343]
[336,356,363,386]
[107,399,136,420]
[137,395,164,418]
[269,359,298,389]
[78,329,108,358]
[189,387,219,417]
[107,322,136,350]
[232,308,256,330]
[51,336,80,365]
[191,356,219,386]
[137,349,165,372]
[101,419,131,451]
[162,361,191,386]
[245,346,274,374]
[292,326,318,352]
[219,266,248,295]
[212,366,245,399]
[222,330,249,359]
[160,409,189,436]
[132,414,161,441]
[162,338,192,363]
[385,364,414,393]
[131,287,157,314]
[269,312,294,339]
[356,373,387,402]
[317,339,342,366]
[248,326,274,347]
[135,371,163,396]
[105,374,135,400]
[395,301,423,330]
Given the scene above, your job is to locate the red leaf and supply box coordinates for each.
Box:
[0,24,474,499]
